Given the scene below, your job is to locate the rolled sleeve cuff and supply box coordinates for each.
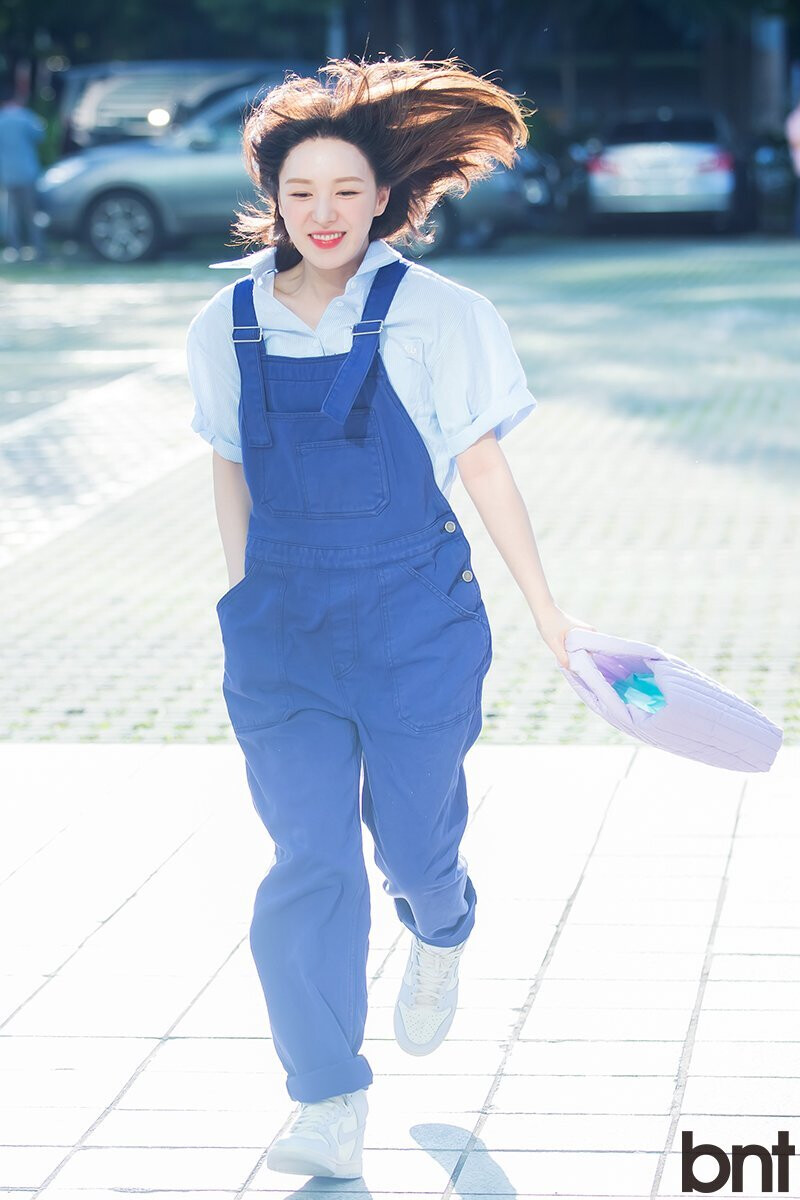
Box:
[190,413,243,462]
[445,392,537,458]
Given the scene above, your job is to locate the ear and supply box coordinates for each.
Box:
[376,184,390,215]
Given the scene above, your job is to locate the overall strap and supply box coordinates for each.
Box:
[232,277,272,447]
[319,259,410,425]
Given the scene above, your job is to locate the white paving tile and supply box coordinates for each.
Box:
[682,1075,800,1116]
[544,948,706,981]
[478,1111,670,1151]
[708,954,800,981]
[30,1144,260,1190]
[505,1039,682,1077]
[518,1006,693,1041]
[689,1041,800,1077]
[0,1145,72,1190]
[491,1074,675,1115]
[452,1147,658,1194]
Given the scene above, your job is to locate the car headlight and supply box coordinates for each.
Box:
[39,157,90,189]
[524,178,549,205]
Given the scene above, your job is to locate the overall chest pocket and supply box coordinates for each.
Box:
[297,433,389,516]
[254,408,390,518]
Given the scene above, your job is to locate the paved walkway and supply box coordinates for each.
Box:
[1,235,796,1195]
[0,234,797,744]
[1,741,798,1198]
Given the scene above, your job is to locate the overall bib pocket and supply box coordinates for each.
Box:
[378,538,492,733]
[217,560,292,731]
[298,434,389,516]
[249,407,390,518]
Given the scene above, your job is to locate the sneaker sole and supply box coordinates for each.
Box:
[266,1144,363,1178]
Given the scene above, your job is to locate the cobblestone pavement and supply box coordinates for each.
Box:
[1,741,798,1197]
[1,233,797,743]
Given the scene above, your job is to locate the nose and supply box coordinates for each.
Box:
[312,196,339,224]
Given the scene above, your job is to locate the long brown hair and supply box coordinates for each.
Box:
[229,55,536,270]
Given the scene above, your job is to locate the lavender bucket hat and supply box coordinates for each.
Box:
[558,628,783,773]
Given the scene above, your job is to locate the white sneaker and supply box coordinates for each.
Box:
[394,934,468,1055]
[266,1087,368,1178]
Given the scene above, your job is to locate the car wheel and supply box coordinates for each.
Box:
[406,200,459,258]
[82,190,164,263]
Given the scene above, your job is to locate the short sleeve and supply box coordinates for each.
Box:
[428,294,537,458]
[185,311,243,463]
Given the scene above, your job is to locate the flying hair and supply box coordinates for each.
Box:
[228,54,536,268]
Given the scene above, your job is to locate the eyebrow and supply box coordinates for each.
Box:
[284,177,365,184]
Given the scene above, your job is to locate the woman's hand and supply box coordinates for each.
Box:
[534,602,597,669]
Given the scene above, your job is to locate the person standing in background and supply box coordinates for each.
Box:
[785,96,800,237]
[0,78,48,261]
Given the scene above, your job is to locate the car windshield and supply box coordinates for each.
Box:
[606,117,719,144]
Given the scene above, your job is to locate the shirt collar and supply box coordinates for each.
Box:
[208,237,404,291]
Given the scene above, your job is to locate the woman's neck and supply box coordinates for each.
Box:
[276,238,371,300]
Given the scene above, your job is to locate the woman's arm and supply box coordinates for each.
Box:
[456,431,595,667]
[212,451,252,588]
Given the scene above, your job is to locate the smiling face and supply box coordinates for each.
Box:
[276,136,390,264]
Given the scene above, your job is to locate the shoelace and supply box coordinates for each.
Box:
[409,939,465,1007]
[290,1093,350,1137]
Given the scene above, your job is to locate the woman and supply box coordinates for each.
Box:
[186,55,594,1181]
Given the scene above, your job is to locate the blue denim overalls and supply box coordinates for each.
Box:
[218,256,492,1103]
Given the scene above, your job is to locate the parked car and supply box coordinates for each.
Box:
[572,107,757,233]
[412,142,561,257]
[55,59,316,154]
[36,82,548,263]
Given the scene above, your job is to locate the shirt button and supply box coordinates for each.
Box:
[444,520,456,533]
[461,569,474,582]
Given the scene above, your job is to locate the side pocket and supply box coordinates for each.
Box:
[378,556,491,734]
[216,557,265,615]
[402,533,489,625]
[217,560,292,732]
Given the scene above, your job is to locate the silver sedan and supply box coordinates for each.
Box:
[582,108,753,230]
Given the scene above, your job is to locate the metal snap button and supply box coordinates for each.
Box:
[461,569,474,582]
[444,520,456,533]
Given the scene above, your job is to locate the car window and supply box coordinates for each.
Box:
[182,89,253,130]
[606,117,719,143]
[210,104,248,144]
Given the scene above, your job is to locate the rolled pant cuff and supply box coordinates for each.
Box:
[287,1053,373,1102]
[394,876,478,947]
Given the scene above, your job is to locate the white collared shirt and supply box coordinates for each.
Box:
[185,236,537,498]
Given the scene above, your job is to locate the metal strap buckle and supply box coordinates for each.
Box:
[351,319,383,336]
[232,326,263,343]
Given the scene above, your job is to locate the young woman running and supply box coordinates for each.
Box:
[186,55,594,1180]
